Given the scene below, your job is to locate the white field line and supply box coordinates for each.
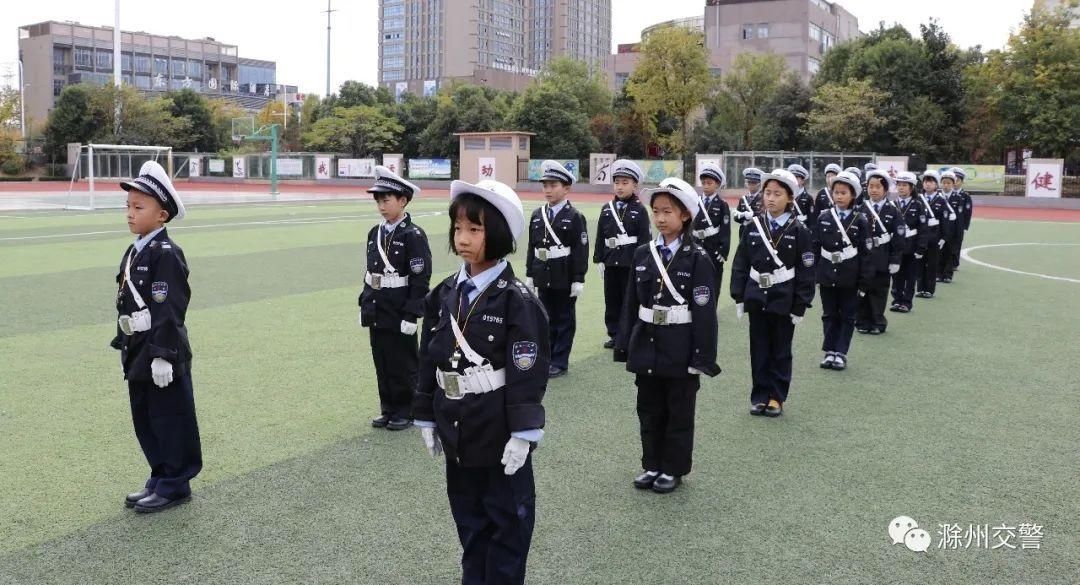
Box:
[961,243,1080,284]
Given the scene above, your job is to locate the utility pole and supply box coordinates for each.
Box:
[113,0,122,138]
[324,0,336,97]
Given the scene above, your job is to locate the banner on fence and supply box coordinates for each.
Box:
[233,157,246,178]
[1025,159,1064,199]
[277,159,303,176]
[315,157,332,180]
[338,158,376,178]
[188,157,200,177]
[383,154,403,176]
[209,158,225,174]
[631,160,684,184]
[929,163,1006,192]
[589,153,615,184]
[409,158,452,180]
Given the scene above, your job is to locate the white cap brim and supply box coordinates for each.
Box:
[449,180,525,241]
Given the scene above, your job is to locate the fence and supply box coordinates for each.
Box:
[720,151,877,193]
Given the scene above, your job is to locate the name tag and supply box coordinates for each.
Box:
[136,266,149,272]
[481,314,503,324]
[676,271,691,278]
[783,235,796,240]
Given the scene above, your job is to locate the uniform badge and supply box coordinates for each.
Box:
[636,265,646,272]
[693,286,710,307]
[897,223,907,235]
[580,231,588,245]
[512,341,538,371]
[151,281,168,303]
[865,239,873,250]
[802,252,815,267]
[723,215,730,224]
[497,279,507,289]
[409,257,425,274]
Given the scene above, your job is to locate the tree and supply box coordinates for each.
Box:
[508,85,596,159]
[958,53,1005,163]
[0,87,20,131]
[302,105,403,157]
[800,79,889,151]
[535,57,612,118]
[395,93,438,161]
[337,80,394,108]
[625,26,712,157]
[44,85,96,158]
[712,53,789,150]
[169,89,217,152]
[756,73,812,150]
[894,95,950,160]
[417,84,508,158]
[87,84,191,147]
[206,98,247,152]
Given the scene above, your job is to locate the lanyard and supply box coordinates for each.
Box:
[607,201,628,235]
[648,243,686,305]
[829,208,854,247]
[541,204,564,246]
[699,197,715,228]
[863,199,888,234]
[120,248,147,309]
[376,225,398,274]
[751,216,785,268]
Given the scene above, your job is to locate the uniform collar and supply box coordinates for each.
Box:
[654,233,682,256]
[547,199,570,216]
[133,226,166,254]
[382,213,409,232]
[455,259,512,301]
[766,211,791,226]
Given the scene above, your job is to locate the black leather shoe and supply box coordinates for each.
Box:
[134,493,190,514]
[603,338,615,349]
[856,327,871,334]
[764,400,783,417]
[633,471,660,489]
[832,354,848,370]
[548,366,567,378]
[749,403,767,416]
[124,488,152,508]
[897,305,911,313]
[371,415,389,428]
[941,277,953,283]
[889,304,902,312]
[870,328,884,335]
[651,475,680,493]
[820,353,835,369]
[386,417,413,431]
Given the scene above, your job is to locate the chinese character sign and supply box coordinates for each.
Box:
[208,77,218,90]
[315,157,331,180]
[590,153,615,185]
[479,157,497,180]
[383,155,403,177]
[233,157,246,178]
[1025,159,1064,198]
[188,157,200,178]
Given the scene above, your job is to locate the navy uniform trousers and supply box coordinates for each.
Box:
[369,327,418,419]
[129,373,202,500]
[856,272,892,331]
[447,457,536,585]
[820,286,859,355]
[602,267,632,340]
[917,245,941,295]
[538,288,576,371]
[635,374,699,477]
[748,311,796,405]
[892,252,919,309]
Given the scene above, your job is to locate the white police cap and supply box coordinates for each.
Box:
[449,179,526,242]
[824,163,843,175]
[698,162,726,187]
[367,165,421,200]
[611,159,643,183]
[760,168,800,198]
[540,160,575,185]
[642,177,700,218]
[120,160,185,222]
[787,164,809,180]
[742,167,763,182]
[832,171,863,198]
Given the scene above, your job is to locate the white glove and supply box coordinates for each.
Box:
[938,239,945,249]
[716,254,725,264]
[858,290,867,298]
[949,214,957,221]
[740,211,754,220]
[421,427,442,457]
[889,263,900,274]
[358,308,364,327]
[570,282,584,298]
[688,367,704,375]
[150,358,173,388]
[790,314,804,326]
[596,263,605,279]
[400,320,418,335]
[915,253,924,260]
[501,437,530,476]
[736,303,745,320]
[525,277,535,294]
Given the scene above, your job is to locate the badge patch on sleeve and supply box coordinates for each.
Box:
[802,252,815,267]
[512,341,538,371]
[693,286,711,306]
[409,257,425,274]
[151,281,168,303]
[580,231,588,245]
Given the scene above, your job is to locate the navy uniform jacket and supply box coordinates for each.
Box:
[862,201,904,274]
[412,265,549,467]
[959,188,974,231]
[593,196,651,268]
[916,192,942,245]
[895,197,930,257]
[812,209,875,290]
[526,202,589,289]
[927,192,955,243]
[794,189,816,226]
[614,240,721,378]
[730,215,817,317]
[359,213,433,329]
[815,188,834,213]
[692,195,732,264]
[947,190,965,238]
[734,192,762,221]
[110,228,192,382]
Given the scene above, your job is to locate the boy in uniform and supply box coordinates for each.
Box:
[889,172,929,313]
[787,164,816,228]
[693,162,732,294]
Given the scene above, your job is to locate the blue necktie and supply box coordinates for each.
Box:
[458,280,476,318]
[547,206,555,221]
[616,201,625,212]
[659,246,672,263]
[770,220,781,233]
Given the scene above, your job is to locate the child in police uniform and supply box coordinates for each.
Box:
[112,161,202,513]
[939,170,964,283]
[413,179,549,585]
[594,160,651,349]
[915,170,946,299]
[693,163,732,294]
[855,170,903,335]
[813,171,874,370]
[358,166,433,431]
[732,167,763,237]
[787,164,816,229]
[614,178,720,494]
[890,172,930,313]
[526,160,588,378]
[730,169,816,417]
[950,167,973,273]
[815,163,841,214]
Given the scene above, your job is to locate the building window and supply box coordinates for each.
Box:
[463,137,486,151]
[135,75,151,89]
[74,47,93,69]
[96,50,113,71]
[519,137,528,151]
[383,4,404,17]
[121,53,131,72]
[808,57,821,76]
[382,69,404,81]
[154,56,169,76]
[742,24,754,40]
[490,136,512,150]
[172,59,186,77]
[382,56,405,70]
[757,24,769,39]
[385,18,404,30]
[188,61,203,79]
[134,54,151,74]
[53,79,66,96]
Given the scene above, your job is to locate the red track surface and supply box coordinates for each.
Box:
[4,180,1079,222]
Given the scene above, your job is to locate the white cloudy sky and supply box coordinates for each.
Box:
[1,0,1033,95]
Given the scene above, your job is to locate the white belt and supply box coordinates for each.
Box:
[604,234,638,248]
[692,226,721,239]
[796,215,807,223]
[904,228,918,238]
[873,234,892,246]
[821,246,859,264]
[118,309,151,335]
[365,272,410,289]
[436,365,506,399]
[749,267,795,288]
[534,246,571,261]
[927,218,940,227]
[638,304,692,325]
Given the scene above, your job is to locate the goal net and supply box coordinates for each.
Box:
[64,144,173,211]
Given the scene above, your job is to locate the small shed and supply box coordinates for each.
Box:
[455,131,535,184]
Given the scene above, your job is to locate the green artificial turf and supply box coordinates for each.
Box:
[0,200,1077,584]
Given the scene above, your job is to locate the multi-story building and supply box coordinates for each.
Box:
[607,0,860,91]
[17,20,297,127]
[378,0,612,96]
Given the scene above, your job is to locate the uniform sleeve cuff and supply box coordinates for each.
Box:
[511,429,544,443]
[413,420,436,428]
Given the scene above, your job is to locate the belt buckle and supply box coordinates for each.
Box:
[118,315,134,336]
[443,372,462,399]
[652,307,669,326]
[692,230,705,239]
[759,273,773,289]
[605,237,616,247]
[831,252,842,264]
[371,274,383,289]
[537,249,549,261]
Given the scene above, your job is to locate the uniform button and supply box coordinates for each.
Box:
[647,369,652,374]
[650,338,654,342]
[453,421,459,428]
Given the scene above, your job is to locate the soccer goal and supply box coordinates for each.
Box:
[64,144,173,211]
